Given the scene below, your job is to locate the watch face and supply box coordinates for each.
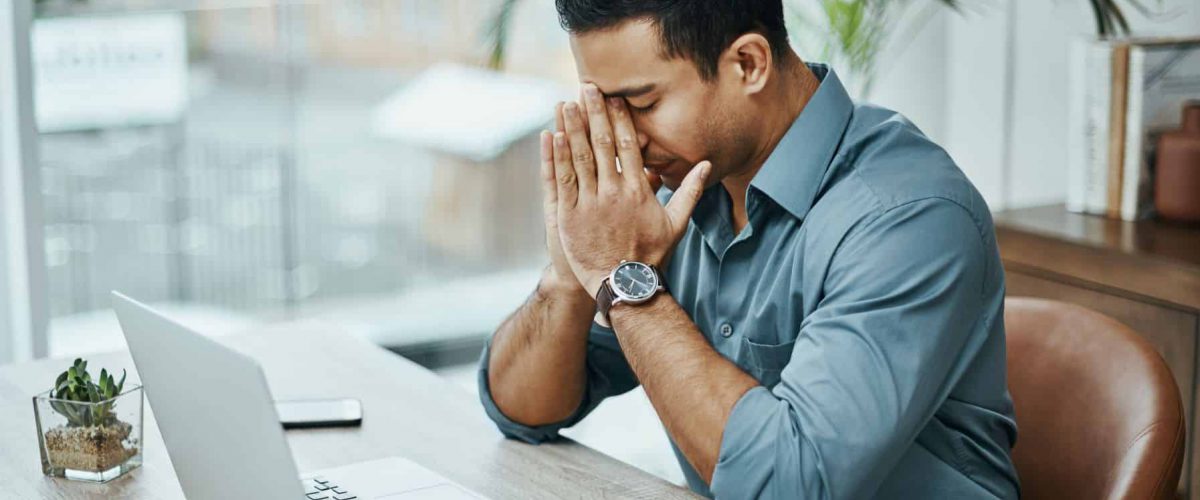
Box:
[612,262,658,300]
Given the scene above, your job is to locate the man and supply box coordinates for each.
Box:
[477,1,1019,498]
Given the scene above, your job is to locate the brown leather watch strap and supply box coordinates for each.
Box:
[596,278,618,325]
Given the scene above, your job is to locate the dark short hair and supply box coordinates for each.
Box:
[555,0,790,81]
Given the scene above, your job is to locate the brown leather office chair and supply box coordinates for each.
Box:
[1005,297,1186,499]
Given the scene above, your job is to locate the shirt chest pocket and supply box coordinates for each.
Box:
[737,336,797,389]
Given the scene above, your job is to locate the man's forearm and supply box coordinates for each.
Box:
[487,268,596,426]
[609,293,759,483]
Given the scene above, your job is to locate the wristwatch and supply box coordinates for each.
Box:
[595,260,667,327]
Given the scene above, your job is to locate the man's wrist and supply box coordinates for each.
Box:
[583,273,608,301]
[537,267,593,305]
[608,291,671,331]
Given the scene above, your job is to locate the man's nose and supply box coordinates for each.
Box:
[637,132,649,149]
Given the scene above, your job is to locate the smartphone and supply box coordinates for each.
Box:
[275,398,362,429]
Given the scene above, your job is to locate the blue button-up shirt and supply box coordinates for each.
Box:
[478,63,1019,499]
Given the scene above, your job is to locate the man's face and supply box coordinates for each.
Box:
[569,20,749,190]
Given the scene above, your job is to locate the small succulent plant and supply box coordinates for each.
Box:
[50,358,127,427]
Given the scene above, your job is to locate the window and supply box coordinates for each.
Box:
[17,0,574,362]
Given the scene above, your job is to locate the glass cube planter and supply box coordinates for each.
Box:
[32,384,143,482]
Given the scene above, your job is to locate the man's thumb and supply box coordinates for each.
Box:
[665,161,712,229]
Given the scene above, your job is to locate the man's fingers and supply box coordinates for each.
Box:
[665,161,712,231]
[553,132,578,209]
[607,97,646,188]
[554,102,565,133]
[563,102,597,196]
[540,130,557,209]
[583,85,619,187]
[577,88,592,137]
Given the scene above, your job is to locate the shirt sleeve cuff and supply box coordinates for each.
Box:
[705,386,792,498]
[475,338,590,444]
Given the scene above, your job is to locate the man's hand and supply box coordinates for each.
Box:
[551,84,712,298]
[537,124,585,295]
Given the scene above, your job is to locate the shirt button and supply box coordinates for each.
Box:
[720,323,733,337]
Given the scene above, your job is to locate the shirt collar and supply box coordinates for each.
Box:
[747,63,854,221]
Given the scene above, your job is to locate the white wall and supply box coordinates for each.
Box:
[870,0,1200,211]
[1007,0,1200,208]
[942,4,1014,209]
[871,10,950,145]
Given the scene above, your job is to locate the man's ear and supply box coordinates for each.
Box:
[725,33,772,95]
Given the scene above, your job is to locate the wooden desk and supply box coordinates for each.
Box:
[994,204,1200,497]
[0,322,698,499]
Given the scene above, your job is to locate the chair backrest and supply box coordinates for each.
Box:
[1004,297,1185,499]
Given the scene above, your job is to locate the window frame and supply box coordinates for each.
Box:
[0,0,49,364]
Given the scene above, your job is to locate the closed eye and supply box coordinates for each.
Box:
[630,101,657,113]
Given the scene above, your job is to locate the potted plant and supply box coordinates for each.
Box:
[32,358,143,483]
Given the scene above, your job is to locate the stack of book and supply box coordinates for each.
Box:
[1067,36,1200,220]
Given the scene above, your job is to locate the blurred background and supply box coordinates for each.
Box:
[2,0,1198,486]
[22,0,575,360]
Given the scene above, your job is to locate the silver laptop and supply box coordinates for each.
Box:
[111,291,485,500]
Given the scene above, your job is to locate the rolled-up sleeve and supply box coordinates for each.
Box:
[710,199,991,499]
[477,321,639,444]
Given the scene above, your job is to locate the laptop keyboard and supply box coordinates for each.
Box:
[303,476,357,500]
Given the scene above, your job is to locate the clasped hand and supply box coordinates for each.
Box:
[537,84,711,300]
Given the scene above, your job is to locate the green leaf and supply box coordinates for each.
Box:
[483,0,520,70]
[54,379,71,397]
[117,369,126,393]
[52,399,83,426]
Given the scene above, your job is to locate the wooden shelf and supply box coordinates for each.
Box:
[994,204,1200,313]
